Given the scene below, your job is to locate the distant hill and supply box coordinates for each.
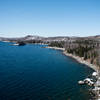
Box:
[0,35,100,43]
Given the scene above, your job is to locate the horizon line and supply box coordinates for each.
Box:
[0,34,100,38]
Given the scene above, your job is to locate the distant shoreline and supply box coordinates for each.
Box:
[45,46,98,72]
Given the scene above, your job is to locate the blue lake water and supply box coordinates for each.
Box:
[0,42,94,100]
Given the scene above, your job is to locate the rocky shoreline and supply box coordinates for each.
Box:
[45,46,100,100]
[45,46,98,71]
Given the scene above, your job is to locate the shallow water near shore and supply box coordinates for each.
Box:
[0,42,94,100]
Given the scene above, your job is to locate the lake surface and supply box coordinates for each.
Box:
[0,42,94,100]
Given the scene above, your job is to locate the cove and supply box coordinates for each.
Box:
[0,42,94,100]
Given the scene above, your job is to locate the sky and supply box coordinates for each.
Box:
[0,0,100,37]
